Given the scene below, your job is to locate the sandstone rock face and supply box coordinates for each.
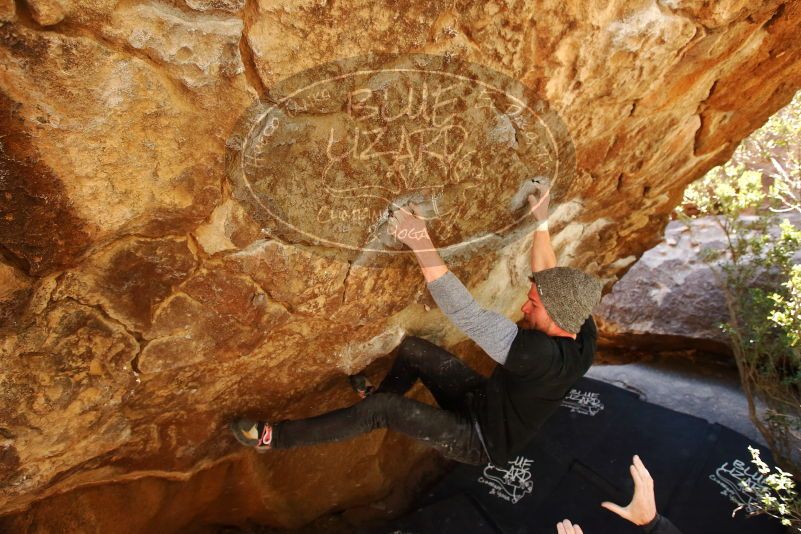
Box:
[1,0,800,530]
[596,217,734,358]
[595,212,801,361]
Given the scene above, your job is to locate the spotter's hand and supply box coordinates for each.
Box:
[555,519,583,534]
[601,455,658,526]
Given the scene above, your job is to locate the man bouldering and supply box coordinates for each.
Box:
[230,184,603,467]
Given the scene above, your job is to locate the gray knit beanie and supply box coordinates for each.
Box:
[529,267,604,334]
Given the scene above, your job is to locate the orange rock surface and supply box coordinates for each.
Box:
[1,0,800,530]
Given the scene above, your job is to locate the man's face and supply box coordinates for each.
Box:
[521,281,552,332]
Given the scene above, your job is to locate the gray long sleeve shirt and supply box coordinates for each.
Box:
[426,270,519,365]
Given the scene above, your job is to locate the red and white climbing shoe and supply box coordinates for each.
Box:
[230,418,273,453]
[348,374,375,399]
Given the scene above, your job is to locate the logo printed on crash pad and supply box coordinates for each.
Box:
[561,389,605,416]
[478,456,534,504]
[709,458,769,514]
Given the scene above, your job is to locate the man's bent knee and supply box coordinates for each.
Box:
[398,335,434,361]
[399,335,426,352]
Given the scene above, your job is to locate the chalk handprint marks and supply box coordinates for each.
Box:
[226,53,575,263]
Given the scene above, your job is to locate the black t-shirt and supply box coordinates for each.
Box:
[470,315,598,465]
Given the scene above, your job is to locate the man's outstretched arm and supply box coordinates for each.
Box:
[390,204,518,365]
[425,269,519,365]
[528,188,557,272]
[409,237,517,365]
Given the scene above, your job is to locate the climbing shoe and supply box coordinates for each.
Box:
[230,418,273,453]
[348,374,375,399]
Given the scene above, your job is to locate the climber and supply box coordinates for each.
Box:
[230,182,604,468]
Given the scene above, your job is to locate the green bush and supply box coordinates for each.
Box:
[675,91,801,529]
[738,446,801,528]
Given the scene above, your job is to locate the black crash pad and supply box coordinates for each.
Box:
[367,493,500,534]
[376,377,785,534]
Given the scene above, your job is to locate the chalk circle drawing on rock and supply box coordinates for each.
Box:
[478,456,535,504]
[226,52,576,266]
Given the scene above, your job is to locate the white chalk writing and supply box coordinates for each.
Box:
[709,458,769,514]
[478,456,534,504]
[561,389,605,417]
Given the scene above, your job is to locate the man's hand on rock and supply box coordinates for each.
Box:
[388,203,432,250]
[527,184,551,221]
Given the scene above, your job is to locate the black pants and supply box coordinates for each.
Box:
[271,336,490,465]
